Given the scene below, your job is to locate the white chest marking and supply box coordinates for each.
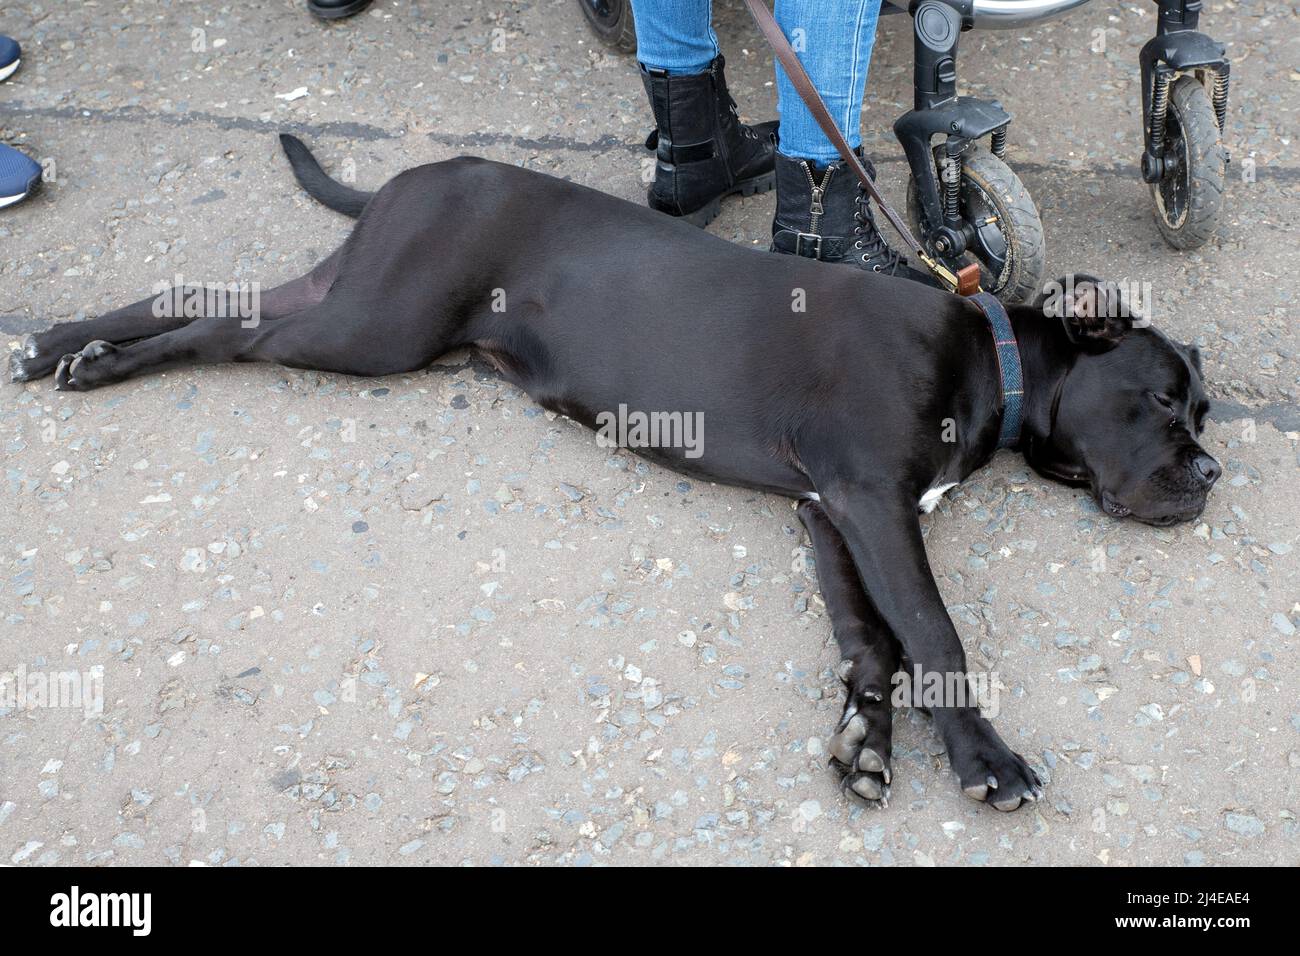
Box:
[918,482,958,514]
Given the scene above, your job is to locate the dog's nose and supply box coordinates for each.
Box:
[1192,453,1221,487]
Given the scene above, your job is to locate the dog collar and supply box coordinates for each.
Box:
[970,291,1024,449]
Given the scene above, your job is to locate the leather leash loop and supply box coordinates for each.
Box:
[741,0,981,297]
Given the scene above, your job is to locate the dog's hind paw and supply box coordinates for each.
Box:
[827,666,894,805]
[54,340,118,392]
[9,334,42,382]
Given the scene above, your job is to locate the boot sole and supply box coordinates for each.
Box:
[307,0,372,19]
[673,171,777,228]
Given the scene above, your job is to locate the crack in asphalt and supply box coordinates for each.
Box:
[3,100,1299,183]
[0,101,399,144]
[1208,399,1300,432]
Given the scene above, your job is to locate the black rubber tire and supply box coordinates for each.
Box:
[1150,75,1226,250]
[578,0,637,54]
[906,146,1045,305]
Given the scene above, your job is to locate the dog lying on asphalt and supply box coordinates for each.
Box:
[10,135,1219,810]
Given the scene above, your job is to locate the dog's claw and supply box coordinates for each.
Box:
[54,354,76,390]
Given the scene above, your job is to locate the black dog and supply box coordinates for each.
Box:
[10,136,1219,810]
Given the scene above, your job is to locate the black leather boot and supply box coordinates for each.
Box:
[307,0,371,18]
[770,150,939,285]
[640,55,777,227]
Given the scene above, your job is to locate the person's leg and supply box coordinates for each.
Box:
[631,1,777,226]
[629,0,718,74]
[774,0,884,164]
[768,1,936,284]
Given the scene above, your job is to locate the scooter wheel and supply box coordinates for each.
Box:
[1150,75,1226,250]
[906,146,1045,304]
[577,0,637,54]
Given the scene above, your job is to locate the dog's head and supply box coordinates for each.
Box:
[1021,275,1218,526]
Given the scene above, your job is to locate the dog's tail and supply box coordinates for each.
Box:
[279,133,373,219]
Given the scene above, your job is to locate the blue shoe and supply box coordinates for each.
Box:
[0,144,41,208]
[0,36,19,83]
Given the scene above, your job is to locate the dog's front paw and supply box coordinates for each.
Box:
[55,340,119,391]
[10,334,45,383]
[945,711,1042,812]
[827,659,894,803]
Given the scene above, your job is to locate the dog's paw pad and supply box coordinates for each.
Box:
[856,747,886,773]
[991,792,1027,813]
[844,773,883,802]
[962,774,996,803]
[951,716,1043,812]
[827,684,893,805]
[961,763,1040,813]
[81,339,116,361]
[828,713,867,764]
[54,341,118,391]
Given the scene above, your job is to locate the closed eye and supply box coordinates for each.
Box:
[1194,400,1209,434]
[1151,392,1175,413]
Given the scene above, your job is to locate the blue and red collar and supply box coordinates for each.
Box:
[969,292,1024,449]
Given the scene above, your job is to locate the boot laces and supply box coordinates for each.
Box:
[853,191,904,272]
[714,66,758,142]
[727,96,759,141]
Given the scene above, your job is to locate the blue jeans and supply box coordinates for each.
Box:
[630,0,884,165]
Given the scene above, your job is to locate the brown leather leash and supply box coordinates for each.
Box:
[741,0,981,296]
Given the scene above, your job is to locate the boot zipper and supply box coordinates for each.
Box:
[802,163,832,234]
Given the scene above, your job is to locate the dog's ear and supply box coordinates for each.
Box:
[1037,274,1134,353]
